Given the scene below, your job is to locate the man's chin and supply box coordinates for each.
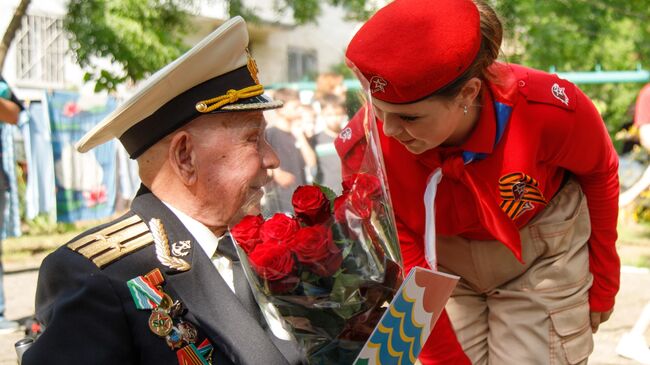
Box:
[232,192,263,222]
[243,204,262,217]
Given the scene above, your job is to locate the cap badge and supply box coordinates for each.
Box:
[246,48,260,85]
[339,127,352,142]
[370,76,388,94]
[551,83,569,106]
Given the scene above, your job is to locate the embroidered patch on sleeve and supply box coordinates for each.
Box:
[499,172,548,220]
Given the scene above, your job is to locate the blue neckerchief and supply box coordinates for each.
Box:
[462,101,512,164]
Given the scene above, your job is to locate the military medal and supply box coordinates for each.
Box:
[149,308,173,337]
[166,327,184,349]
[127,269,213,363]
[178,321,198,344]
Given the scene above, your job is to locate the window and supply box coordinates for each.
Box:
[15,14,66,86]
[288,48,317,82]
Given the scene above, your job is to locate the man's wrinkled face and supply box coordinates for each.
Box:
[190,111,279,226]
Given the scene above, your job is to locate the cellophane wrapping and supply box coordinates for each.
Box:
[231,92,404,364]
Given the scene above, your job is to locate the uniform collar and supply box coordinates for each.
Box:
[162,201,220,258]
[460,62,519,159]
[460,88,496,155]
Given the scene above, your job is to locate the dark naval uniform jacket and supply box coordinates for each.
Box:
[23,187,305,365]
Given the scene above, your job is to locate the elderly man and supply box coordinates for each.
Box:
[22,17,305,365]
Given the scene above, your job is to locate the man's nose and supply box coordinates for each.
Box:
[262,140,280,169]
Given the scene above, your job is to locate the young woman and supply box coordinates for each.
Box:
[338,0,620,364]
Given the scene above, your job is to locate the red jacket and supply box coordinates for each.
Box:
[336,63,620,363]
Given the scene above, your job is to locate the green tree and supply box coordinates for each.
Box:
[65,0,193,92]
[493,0,650,139]
[64,0,377,92]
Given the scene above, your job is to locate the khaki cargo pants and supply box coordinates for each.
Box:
[437,179,593,365]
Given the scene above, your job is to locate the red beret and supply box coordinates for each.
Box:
[346,0,481,104]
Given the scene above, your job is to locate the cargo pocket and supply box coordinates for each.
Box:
[549,301,593,365]
[533,191,589,257]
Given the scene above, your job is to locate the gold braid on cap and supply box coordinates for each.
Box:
[195,84,264,113]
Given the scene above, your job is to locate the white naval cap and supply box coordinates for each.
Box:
[75,16,281,159]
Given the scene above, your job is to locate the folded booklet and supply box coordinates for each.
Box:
[354,267,459,365]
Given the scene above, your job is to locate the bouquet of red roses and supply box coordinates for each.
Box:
[231,170,403,364]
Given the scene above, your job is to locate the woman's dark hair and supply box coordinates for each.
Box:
[431,0,503,100]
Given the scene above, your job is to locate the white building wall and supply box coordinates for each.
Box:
[1,0,86,99]
[253,5,360,85]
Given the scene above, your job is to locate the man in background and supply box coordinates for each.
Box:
[310,93,346,193]
[263,88,316,214]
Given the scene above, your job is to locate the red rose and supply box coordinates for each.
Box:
[292,185,331,225]
[342,173,382,197]
[230,215,264,254]
[341,174,382,220]
[333,193,349,223]
[311,248,343,277]
[249,242,296,282]
[259,213,300,246]
[291,226,342,277]
[349,189,374,219]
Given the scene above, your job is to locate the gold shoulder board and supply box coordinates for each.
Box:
[67,215,154,269]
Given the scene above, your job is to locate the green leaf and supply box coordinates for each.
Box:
[314,182,338,211]
[330,273,363,319]
[341,241,354,260]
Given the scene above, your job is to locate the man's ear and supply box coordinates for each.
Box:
[459,77,482,107]
[168,131,197,186]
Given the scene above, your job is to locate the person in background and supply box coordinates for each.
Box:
[314,72,347,105]
[615,82,650,365]
[263,88,316,214]
[0,75,21,333]
[22,17,305,365]
[298,103,317,140]
[310,93,346,193]
[634,83,650,150]
[340,0,619,363]
[619,86,650,206]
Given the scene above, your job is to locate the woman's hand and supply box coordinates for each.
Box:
[590,309,613,333]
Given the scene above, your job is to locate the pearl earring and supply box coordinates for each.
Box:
[463,105,468,115]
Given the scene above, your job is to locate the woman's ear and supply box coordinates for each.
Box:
[168,131,198,186]
[459,77,482,106]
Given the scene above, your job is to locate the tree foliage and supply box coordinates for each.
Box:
[65,0,378,92]
[65,0,193,92]
[492,0,650,140]
[63,0,650,138]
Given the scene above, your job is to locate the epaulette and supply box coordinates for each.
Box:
[516,67,577,112]
[67,215,154,268]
